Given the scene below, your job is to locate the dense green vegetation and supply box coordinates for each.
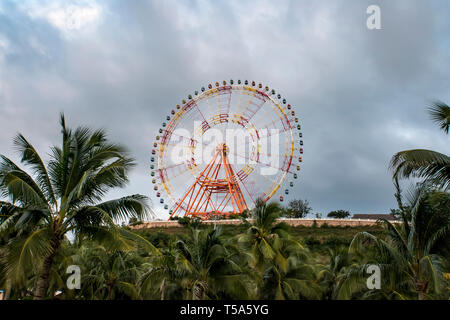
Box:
[0,103,449,300]
[1,194,448,300]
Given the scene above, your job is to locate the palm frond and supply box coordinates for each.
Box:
[378,218,409,258]
[13,134,57,206]
[429,101,450,134]
[118,228,161,256]
[4,228,54,285]
[390,149,450,189]
[93,195,152,222]
[0,156,49,207]
[0,209,22,236]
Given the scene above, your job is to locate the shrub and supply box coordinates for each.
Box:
[327,210,351,219]
[324,236,348,247]
[177,216,191,226]
[128,217,143,226]
[305,237,321,246]
[283,199,312,218]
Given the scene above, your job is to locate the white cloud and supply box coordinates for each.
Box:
[384,119,449,153]
[22,0,103,37]
[0,33,9,59]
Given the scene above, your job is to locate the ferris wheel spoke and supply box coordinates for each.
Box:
[167,131,214,149]
[163,143,194,149]
[258,148,291,160]
[256,118,288,135]
[166,131,197,143]
[258,125,294,139]
[251,167,281,198]
[216,93,229,138]
[234,92,253,120]
[157,168,192,186]
[231,85,244,118]
[228,149,292,174]
[236,172,261,205]
[259,147,295,174]
[157,162,187,172]
[158,165,193,180]
[225,90,232,130]
[245,96,269,122]
[193,101,210,129]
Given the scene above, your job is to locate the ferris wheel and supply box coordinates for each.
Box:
[150,80,303,219]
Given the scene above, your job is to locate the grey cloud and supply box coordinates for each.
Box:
[0,0,449,218]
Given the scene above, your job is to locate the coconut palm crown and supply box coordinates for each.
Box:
[390,101,450,190]
[0,114,152,299]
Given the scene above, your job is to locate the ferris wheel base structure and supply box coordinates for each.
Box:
[169,143,249,220]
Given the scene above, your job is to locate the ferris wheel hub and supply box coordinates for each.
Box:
[216,143,229,155]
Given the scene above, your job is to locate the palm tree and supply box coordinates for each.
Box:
[174,226,252,300]
[239,199,303,273]
[139,226,252,300]
[0,114,152,299]
[260,255,320,300]
[139,241,187,300]
[349,184,450,300]
[317,247,357,300]
[239,199,319,299]
[390,101,450,190]
[73,245,143,300]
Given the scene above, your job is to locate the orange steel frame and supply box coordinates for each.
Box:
[169,143,248,220]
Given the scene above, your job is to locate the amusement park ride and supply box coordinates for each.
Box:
[150,80,303,220]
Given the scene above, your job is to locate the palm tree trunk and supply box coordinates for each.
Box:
[415,280,428,300]
[33,238,61,300]
[418,291,425,300]
[33,252,56,300]
[3,279,11,300]
[160,278,166,300]
[106,285,112,300]
[193,280,207,300]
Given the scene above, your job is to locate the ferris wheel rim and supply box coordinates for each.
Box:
[151,80,303,215]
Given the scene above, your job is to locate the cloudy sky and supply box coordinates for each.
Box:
[0,0,449,219]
